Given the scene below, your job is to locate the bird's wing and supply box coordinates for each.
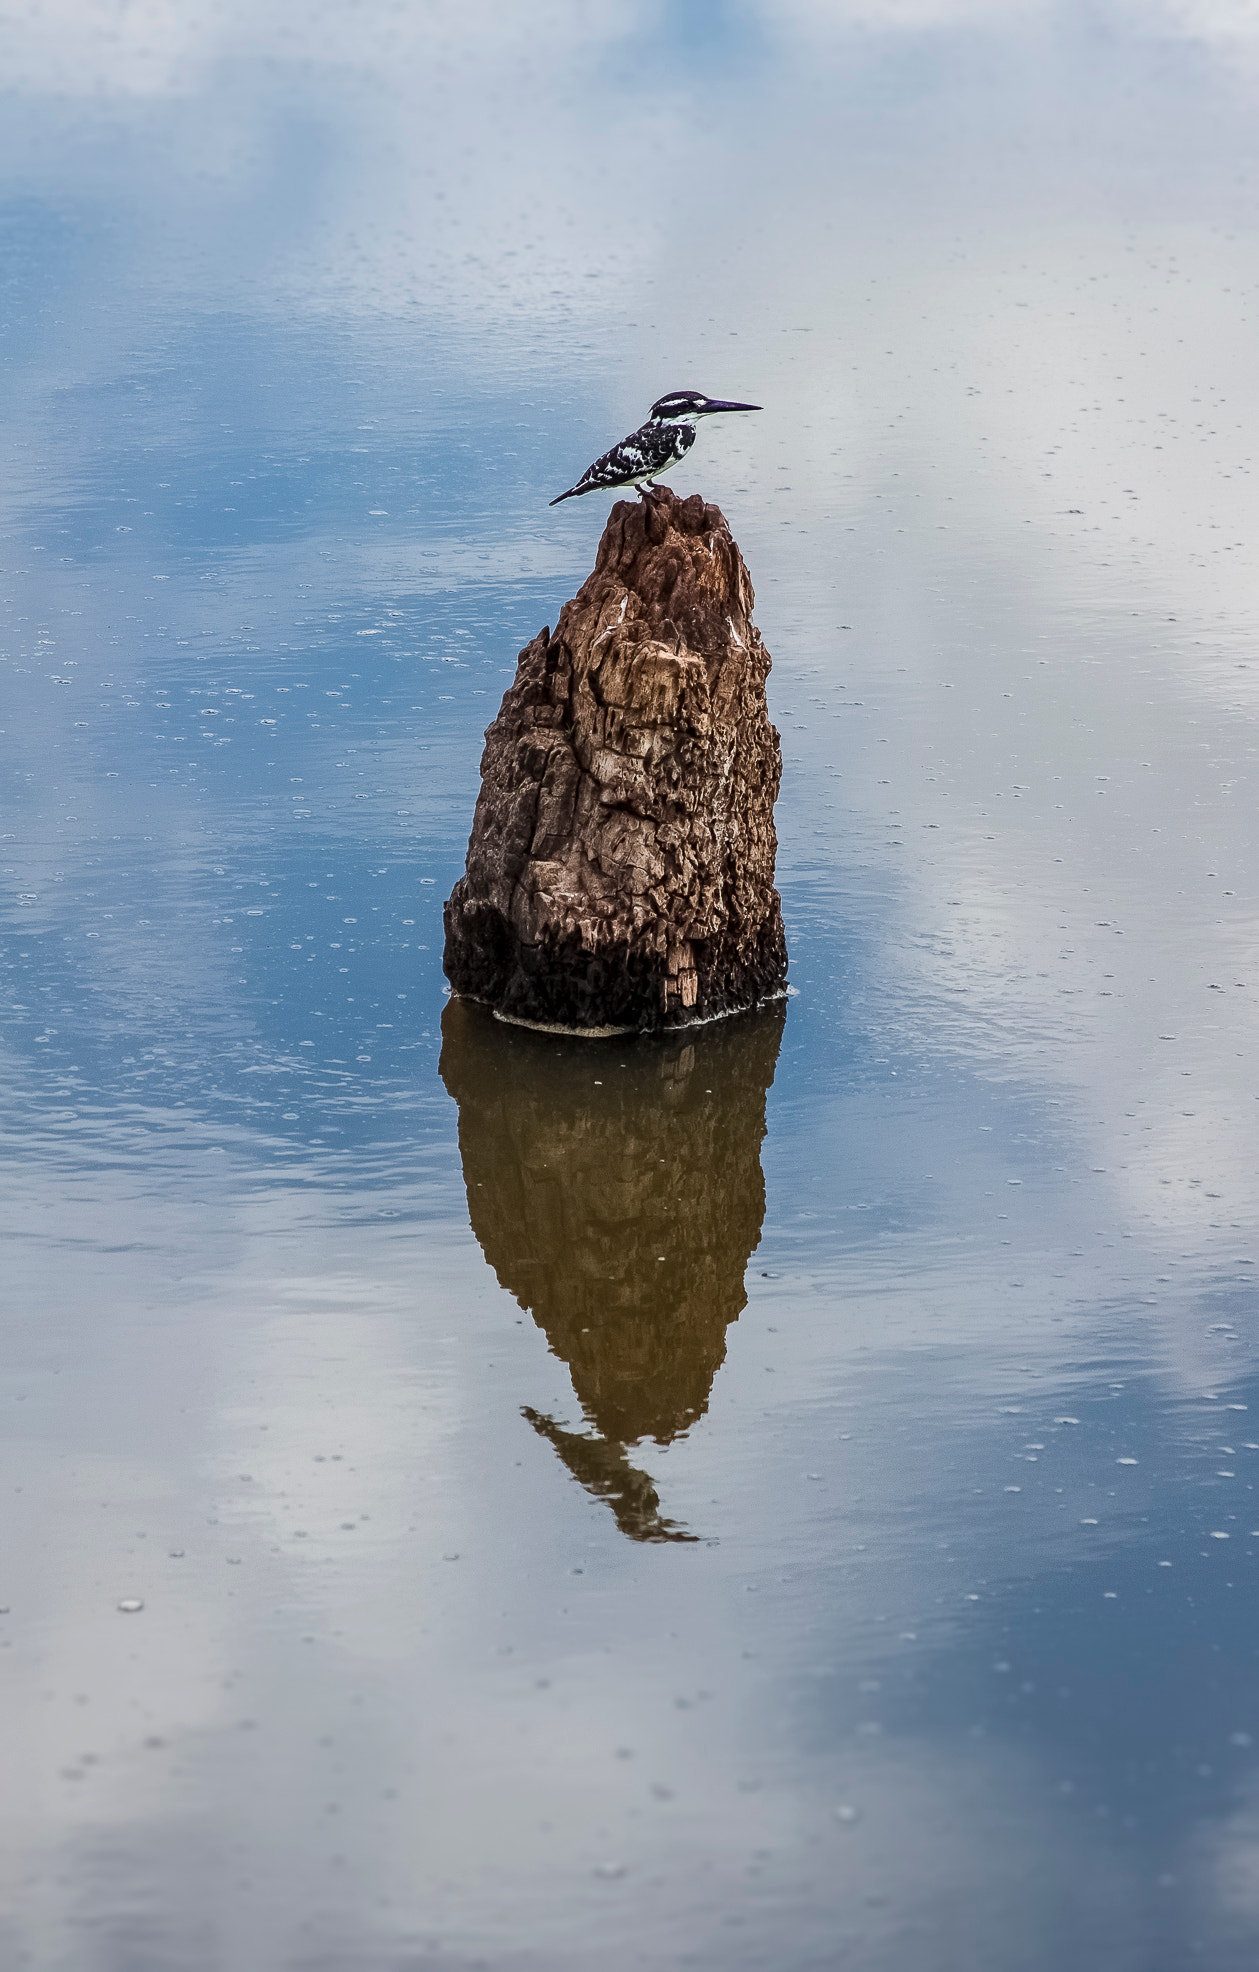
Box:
[550,423,662,504]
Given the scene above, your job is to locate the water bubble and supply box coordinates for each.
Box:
[117,1598,144,1614]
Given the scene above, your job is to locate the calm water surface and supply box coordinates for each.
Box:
[4,5,1259,1967]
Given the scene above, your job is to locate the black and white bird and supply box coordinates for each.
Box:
[549,389,761,506]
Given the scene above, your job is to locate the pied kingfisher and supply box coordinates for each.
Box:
[549,389,761,506]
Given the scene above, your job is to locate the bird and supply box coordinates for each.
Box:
[549,390,761,506]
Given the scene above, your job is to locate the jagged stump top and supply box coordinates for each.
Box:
[443,485,787,1033]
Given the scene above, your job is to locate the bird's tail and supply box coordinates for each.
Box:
[549,487,579,506]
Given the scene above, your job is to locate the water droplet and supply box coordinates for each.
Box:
[117,1598,144,1614]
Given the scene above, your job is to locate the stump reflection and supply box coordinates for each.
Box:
[438,997,785,1542]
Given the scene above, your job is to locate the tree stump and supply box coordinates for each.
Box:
[443,486,787,1032]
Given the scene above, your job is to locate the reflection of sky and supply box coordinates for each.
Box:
[3,2,1259,1965]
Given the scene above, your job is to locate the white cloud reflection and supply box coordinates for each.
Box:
[4,0,1258,332]
[6,0,1259,103]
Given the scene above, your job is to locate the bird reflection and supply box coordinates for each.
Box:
[438,997,785,1542]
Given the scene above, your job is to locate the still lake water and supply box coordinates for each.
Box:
[4,5,1259,1966]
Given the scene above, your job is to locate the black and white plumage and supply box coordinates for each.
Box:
[549,389,761,506]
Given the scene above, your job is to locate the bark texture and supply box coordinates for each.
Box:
[443,486,786,1032]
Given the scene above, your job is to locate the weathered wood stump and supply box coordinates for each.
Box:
[443,485,787,1032]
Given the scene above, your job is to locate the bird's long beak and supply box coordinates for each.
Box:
[700,399,761,415]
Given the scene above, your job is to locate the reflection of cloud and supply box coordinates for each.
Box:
[1,0,631,97]
[1182,1768,1259,1961]
[719,216,1259,1286]
[6,0,1258,336]
[763,0,1259,37]
[9,0,1259,99]
[1,2,663,327]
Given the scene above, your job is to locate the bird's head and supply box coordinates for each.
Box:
[648,390,762,424]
